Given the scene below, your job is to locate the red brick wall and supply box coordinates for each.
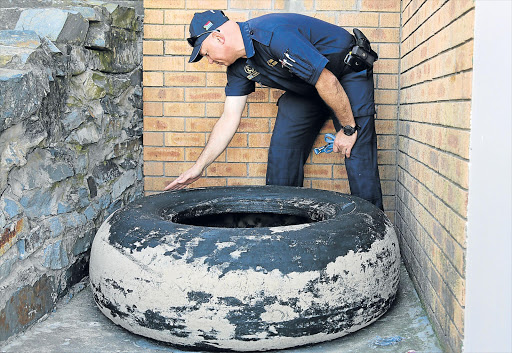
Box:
[142,0,401,220]
[396,0,474,352]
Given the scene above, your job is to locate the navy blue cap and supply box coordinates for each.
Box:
[188,10,229,63]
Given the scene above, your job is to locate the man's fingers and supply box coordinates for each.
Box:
[164,182,177,191]
[164,171,202,191]
[164,176,185,190]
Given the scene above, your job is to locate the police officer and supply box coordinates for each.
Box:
[164,10,383,210]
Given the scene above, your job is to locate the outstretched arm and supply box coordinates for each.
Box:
[315,68,357,158]
[164,95,248,190]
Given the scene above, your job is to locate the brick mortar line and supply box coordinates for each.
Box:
[397,132,470,163]
[399,69,473,94]
[400,0,432,29]
[398,117,471,133]
[399,38,474,75]
[398,97,471,108]
[394,0,404,228]
[397,162,468,221]
[396,198,467,313]
[373,86,403,91]
[400,7,475,60]
[398,96,472,109]
[401,0,449,43]
[396,203,465,348]
[396,179,467,279]
[398,235,456,353]
[397,149,468,191]
[399,53,474,85]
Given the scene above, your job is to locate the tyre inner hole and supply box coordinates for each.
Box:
[172,211,318,228]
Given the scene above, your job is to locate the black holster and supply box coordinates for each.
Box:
[344,28,378,77]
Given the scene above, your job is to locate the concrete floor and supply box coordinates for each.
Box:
[1,263,442,353]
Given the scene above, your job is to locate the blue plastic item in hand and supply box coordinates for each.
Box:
[314,133,336,155]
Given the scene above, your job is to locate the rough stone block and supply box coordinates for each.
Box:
[85,21,113,50]
[88,27,139,73]
[1,124,47,193]
[92,160,122,184]
[65,122,101,145]
[46,216,65,238]
[15,9,89,45]
[80,0,139,31]
[0,30,41,49]
[78,187,91,208]
[84,204,99,222]
[0,219,25,257]
[64,212,88,229]
[42,240,69,270]
[3,198,21,219]
[8,148,74,196]
[0,69,42,131]
[0,8,21,31]
[109,5,138,30]
[17,239,26,260]
[69,6,108,23]
[0,250,17,282]
[62,109,86,132]
[69,70,107,101]
[0,33,61,72]
[19,189,54,219]
[72,229,95,256]
[23,226,47,256]
[112,169,136,199]
[0,46,37,68]
[68,46,88,76]
[0,275,56,341]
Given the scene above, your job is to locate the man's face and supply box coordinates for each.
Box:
[199,32,236,66]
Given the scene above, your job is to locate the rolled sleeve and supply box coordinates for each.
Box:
[225,60,255,96]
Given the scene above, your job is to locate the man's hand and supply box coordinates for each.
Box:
[164,96,248,192]
[333,130,357,158]
[164,166,203,191]
[315,69,357,158]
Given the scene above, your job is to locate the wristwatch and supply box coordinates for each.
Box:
[342,124,361,136]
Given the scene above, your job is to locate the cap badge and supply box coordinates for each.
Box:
[203,21,213,30]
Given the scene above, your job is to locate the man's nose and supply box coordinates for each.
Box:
[207,57,214,64]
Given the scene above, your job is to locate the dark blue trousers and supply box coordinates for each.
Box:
[266,91,384,210]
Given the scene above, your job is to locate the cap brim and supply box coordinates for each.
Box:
[188,34,210,63]
[188,45,202,63]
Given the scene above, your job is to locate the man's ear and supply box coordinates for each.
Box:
[211,31,225,44]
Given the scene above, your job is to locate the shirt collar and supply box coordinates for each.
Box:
[238,21,255,59]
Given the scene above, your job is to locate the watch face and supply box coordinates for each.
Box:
[343,126,355,135]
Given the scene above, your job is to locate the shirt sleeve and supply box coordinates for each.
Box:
[268,28,329,86]
[225,59,256,96]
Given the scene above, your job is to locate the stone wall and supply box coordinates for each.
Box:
[0,1,143,341]
[0,0,144,31]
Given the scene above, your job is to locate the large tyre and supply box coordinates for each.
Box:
[89,186,400,352]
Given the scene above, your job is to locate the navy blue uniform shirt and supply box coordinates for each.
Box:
[225,13,375,117]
